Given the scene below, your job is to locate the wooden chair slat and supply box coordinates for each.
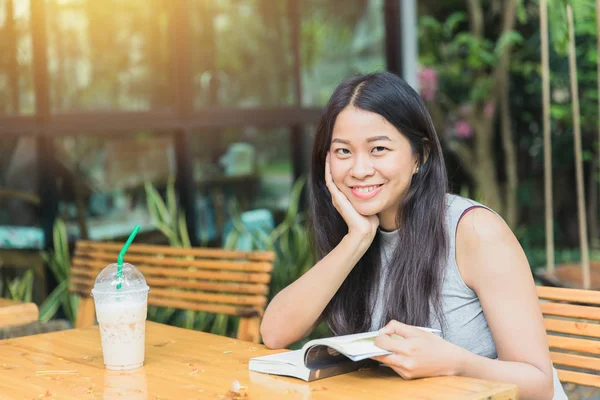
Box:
[556,369,600,388]
[538,286,600,389]
[540,302,600,321]
[70,277,93,290]
[547,334,600,355]
[149,287,266,306]
[537,286,600,305]
[72,260,271,283]
[70,277,269,296]
[76,240,275,262]
[71,240,274,343]
[144,277,268,295]
[544,318,600,338]
[550,351,600,372]
[147,297,262,317]
[70,268,97,279]
[74,251,273,272]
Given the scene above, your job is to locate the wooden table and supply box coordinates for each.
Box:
[0,298,38,328]
[0,321,518,399]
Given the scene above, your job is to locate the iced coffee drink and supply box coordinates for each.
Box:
[92,262,149,371]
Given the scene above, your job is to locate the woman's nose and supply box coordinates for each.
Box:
[351,155,375,179]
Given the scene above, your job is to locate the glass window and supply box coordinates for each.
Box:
[45,0,172,112]
[190,126,293,242]
[300,0,386,106]
[190,0,295,108]
[0,0,35,115]
[53,133,176,242]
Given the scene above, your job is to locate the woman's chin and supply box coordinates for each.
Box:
[353,204,382,217]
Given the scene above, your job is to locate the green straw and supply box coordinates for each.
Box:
[117,225,141,290]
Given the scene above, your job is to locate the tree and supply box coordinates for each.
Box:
[419,0,522,228]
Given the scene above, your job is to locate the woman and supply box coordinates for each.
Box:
[260,72,565,400]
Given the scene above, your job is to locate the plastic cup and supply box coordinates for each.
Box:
[91,262,150,371]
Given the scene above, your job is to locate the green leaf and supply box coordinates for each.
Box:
[494,31,523,57]
[178,212,192,249]
[39,281,68,322]
[443,12,466,39]
[166,176,177,227]
[286,176,306,220]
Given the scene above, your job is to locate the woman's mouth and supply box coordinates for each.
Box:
[350,184,383,200]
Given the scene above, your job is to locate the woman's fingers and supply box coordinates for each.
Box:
[324,153,340,209]
[375,332,414,356]
[325,152,356,216]
[379,320,419,338]
[371,354,416,380]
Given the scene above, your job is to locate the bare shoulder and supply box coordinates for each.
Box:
[456,207,515,245]
[455,207,527,289]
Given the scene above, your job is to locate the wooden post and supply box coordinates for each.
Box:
[596,0,600,249]
[567,5,591,289]
[540,0,555,276]
[288,0,306,208]
[31,0,57,251]
[171,0,199,246]
[384,0,403,77]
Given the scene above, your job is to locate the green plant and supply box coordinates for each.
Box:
[39,219,79,325]
[144,179,222,334]
[224,176,331,346]
[145,177,191,248]
[0,268,34,303]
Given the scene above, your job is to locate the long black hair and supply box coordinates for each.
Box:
[308,71,448,335]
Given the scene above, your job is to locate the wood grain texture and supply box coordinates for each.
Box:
[0,298,38,328]
[539,286,600,387]
[69,241,275,343]
[0,321,518,400]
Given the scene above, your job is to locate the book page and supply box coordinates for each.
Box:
[252,349,305,367]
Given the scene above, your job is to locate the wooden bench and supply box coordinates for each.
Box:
[0,298,39,329]
[69,240,275,343]
[537,286,600,388]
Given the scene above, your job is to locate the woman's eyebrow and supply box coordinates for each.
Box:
[366,135,392,143]
[331,138,350,145]
[331,136,391,145]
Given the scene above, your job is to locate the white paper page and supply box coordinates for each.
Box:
[251,349,304,366]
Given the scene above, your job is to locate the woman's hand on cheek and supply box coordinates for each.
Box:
[371,320,465,380]
[325,152,379,241]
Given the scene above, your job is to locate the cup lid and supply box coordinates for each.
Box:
[91,263,149,295]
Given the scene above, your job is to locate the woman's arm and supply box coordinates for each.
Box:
[372,207,553,400]
[455,207,554,400]
[260,233,371,349]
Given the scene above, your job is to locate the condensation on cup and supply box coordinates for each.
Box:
[91,263,150,371]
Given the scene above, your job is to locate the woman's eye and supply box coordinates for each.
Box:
[335,148,351,155]
[372,146,388,153]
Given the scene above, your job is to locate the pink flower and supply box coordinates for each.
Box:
[484,102,495,118]
[454,119,473,139]
[418,67,438,101]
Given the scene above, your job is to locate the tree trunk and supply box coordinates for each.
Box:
[500,79,519,229]
[473,118,503,214]
[588,157,598,248]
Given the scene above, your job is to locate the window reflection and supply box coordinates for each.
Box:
[45,0,172,112]
[190,0,294,108]
[0,0,34,115]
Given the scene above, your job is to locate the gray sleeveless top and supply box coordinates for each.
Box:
[370,194,567,399]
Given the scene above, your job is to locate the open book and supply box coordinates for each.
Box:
[249,328,440,382]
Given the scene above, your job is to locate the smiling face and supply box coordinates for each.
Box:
[329,106,418,231]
